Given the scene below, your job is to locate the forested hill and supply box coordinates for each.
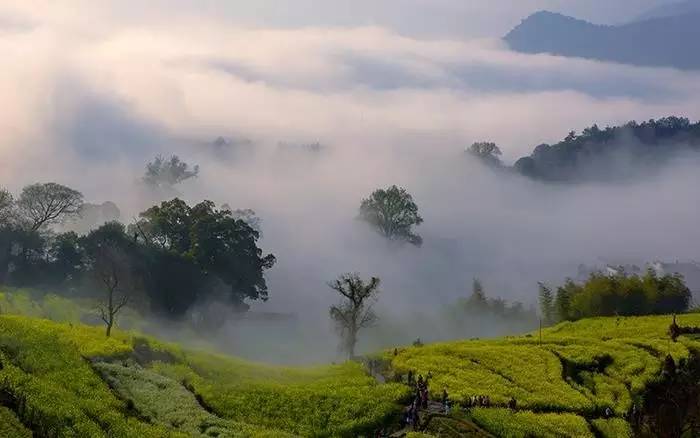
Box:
[511,117,700,182]
[504,10,700,70]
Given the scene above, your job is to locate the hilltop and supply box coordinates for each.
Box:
[504,10,700,70]
[2,288,700,436]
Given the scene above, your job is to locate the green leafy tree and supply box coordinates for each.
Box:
[189,201,276,311]
[555,280,576,322]
[328,273,381,358]
[359,185,423,246]
[135,198,275,313]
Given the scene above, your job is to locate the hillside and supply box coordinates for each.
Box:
[2,288,700,436]
[504,10,700,70]
[511,116,700,182]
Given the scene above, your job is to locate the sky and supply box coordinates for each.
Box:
[1,0,699,360]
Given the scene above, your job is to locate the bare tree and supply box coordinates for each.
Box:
[17,183,83,231]
[94,245,130,337]
[328,273,381,358]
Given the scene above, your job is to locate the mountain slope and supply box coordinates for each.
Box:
[505,10,700,70]
[633,0,700,22]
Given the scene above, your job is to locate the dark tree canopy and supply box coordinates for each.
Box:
[135,198,275,312]
[513,117,700,182]
[328,273,381,358]
[17,183,84,231]
[0,186,275,320]
[359,185,423,246]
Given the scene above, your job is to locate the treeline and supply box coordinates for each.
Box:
[0,183,274,322]
[538,270,691,324]
[469,116,700,182]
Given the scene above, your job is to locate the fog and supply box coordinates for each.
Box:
[2,2,700,363]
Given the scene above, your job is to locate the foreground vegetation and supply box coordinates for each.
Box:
[2,286,700,436]
[0,296,409,437]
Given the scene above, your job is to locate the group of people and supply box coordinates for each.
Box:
[465,394,492,408]
[403,372,431,430]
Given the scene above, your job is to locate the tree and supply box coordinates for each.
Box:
[142,155,199,191]
[467,142,502,166]
[189,201,275,310]
[328,273,381,358]
[359,185,423,246]
[134,198,275,313]
[83,222,133,337]
[229,207,263,236]
[0,188,14,223]
[49,231,85,286]
[538,282,555,325]
[467,277,487,309]
[555,281,574,322]
[16,183,83,231]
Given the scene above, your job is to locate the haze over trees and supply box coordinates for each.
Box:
[359,185,423,246]
[447,278,537,335]
[328,273,381,358]
[467,142,503,167]
[142,155,199,197]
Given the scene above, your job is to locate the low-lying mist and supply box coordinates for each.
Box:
[2,3,700,363]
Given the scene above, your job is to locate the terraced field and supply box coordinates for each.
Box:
[386,314,700,437]
[0,313,409,437]
[1,287,698,437]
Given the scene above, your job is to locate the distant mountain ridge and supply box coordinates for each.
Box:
[633,0,700,22]
[505,9,700,70]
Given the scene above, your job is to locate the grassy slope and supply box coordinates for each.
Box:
[0,291,408,437]
[388,314,700,437]
[0,287,696,437]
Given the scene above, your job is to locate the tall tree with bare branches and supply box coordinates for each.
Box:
[84,222,133,337]
[17,182,83,231]
[328,273,381,358]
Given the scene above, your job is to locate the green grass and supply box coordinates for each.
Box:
[590,418,633,438]
[0,297,409,437]
[0,406,32,438]
[154,352,410,437]
[469,408,594,438]
[94,362,289,437]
